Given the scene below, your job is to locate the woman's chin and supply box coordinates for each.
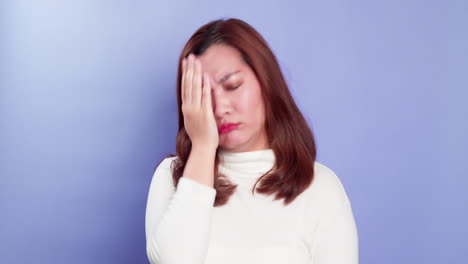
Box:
[219,135,245,149]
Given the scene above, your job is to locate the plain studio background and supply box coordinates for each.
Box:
[1,0,467,263]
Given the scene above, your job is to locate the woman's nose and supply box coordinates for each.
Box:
[211,87,230,119]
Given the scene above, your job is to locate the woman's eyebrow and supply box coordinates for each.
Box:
[217,70,241,84]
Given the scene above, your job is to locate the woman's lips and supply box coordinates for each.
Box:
[219,123,240,134]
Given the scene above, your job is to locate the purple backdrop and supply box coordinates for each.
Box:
[1,0,467,263]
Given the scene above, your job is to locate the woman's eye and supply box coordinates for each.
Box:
[227,84,240,91]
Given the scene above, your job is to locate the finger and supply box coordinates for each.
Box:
[181,58,187,104]
[193,58,202,108]
[185,54,194,104]
[202,72,212,110]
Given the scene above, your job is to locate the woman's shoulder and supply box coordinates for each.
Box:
[154,155,178,172]
[312,161,346,192]
[306,161,352,210]
[149,156,179,188]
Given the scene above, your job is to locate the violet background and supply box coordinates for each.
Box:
[1,0,467,263]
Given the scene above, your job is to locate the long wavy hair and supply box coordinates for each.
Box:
[165,18,317,207]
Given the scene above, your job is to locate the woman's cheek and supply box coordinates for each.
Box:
[238,88,255,112]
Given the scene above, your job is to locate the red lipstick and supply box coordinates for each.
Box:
[219,123,240,134]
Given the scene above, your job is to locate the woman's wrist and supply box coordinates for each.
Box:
[191,144,218,156]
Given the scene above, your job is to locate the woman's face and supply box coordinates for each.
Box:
[197,44,269,153]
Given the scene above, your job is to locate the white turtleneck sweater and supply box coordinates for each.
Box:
[145,149,358,264]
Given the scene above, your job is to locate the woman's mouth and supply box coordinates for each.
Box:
[219,123,240,134]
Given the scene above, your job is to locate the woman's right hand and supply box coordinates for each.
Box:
[181,54,219,151]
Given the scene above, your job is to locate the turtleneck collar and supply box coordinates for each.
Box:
[218,148,276,178]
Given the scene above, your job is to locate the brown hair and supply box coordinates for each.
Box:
[165,18,317,206]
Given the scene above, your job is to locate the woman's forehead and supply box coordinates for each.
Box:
[199,45,243,69]
[196,44,248,84]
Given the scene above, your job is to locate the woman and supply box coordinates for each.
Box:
[145,18,358,264]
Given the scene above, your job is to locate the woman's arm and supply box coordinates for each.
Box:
[312,198,359,263]
[145,148,217,264]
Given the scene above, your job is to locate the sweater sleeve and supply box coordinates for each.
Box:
[145,157,217,264]
[308,164,359,264]
[312,197,359,264]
